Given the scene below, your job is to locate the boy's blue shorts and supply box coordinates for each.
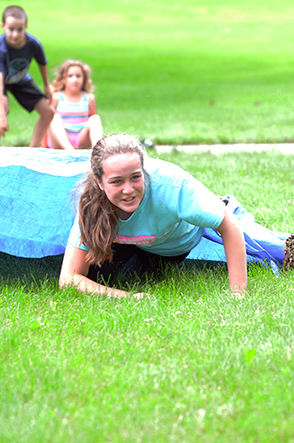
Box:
[4,79,45,112]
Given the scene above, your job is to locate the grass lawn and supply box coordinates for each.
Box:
[1,0,294,145]
[1,149,294,441]
[1,0,294,440]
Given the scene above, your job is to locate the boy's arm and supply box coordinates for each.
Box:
[0,72,9,137]
[37,63,52,103]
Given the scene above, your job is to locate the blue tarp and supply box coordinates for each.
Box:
[0,147,90,258]
[0,148,288,271]
[186,195,288,273]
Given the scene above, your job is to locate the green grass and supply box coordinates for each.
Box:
[1,150,294,441]
[153,149,294,232]
[2,0,294,145]
[2,0,294,439]
[1,270,294,442]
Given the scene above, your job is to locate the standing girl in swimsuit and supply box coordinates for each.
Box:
[44,59,103,150]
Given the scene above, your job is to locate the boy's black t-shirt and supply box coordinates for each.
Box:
[0,33,47,85]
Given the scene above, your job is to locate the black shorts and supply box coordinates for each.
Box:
[4,79,45,112]
[87,243,189,285]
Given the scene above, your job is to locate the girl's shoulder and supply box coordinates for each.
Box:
[85,92,97,113]
[52,91,61,108]
[145,156,186,179]
[85,92,96,102]
[52,91,61,98]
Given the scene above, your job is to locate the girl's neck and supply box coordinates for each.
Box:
[62,89,84,103]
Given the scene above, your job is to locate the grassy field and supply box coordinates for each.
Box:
[1,0,294,145]
[1,0,294,440]
[1,149,294,442]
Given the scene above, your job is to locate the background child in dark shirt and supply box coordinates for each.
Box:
[0,5,54,147]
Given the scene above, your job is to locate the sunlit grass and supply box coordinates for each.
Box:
[2,0,294,146]
[1,266,294,442]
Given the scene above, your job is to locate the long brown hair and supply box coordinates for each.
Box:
[78,134,146,266]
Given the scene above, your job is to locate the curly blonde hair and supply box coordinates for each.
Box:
[52,59,94,93]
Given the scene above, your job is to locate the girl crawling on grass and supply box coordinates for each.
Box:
[59,133,247,298]
[43,59,103,150]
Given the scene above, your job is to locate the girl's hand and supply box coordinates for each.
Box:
[132,292,152,300]
[232,289,246,300]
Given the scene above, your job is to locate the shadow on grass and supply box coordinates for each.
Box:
[0,251,266,297]
[0,251,230,289]
[0,252,63,286]
[109,259,230,296]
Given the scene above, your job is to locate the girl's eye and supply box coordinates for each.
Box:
[132,175,141,181]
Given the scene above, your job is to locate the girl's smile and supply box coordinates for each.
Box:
[98,153,145,220]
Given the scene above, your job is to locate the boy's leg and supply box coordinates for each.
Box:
[47,113,75,150]
[5,80,53,146]
[78,114,103,149]
[0,94,10,137]
[29,97,54,147]
[2,94,9,114]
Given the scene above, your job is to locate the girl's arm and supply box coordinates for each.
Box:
[59,243,141,298]
[51,91,60,110]
[215,209,247,294]
[87,93,97,115]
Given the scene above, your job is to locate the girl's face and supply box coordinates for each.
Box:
[64,65,84,92]
[98,152,145,220]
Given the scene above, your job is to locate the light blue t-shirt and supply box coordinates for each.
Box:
[68,156,225,256]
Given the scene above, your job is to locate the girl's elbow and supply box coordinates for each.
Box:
[59,272,74,289]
